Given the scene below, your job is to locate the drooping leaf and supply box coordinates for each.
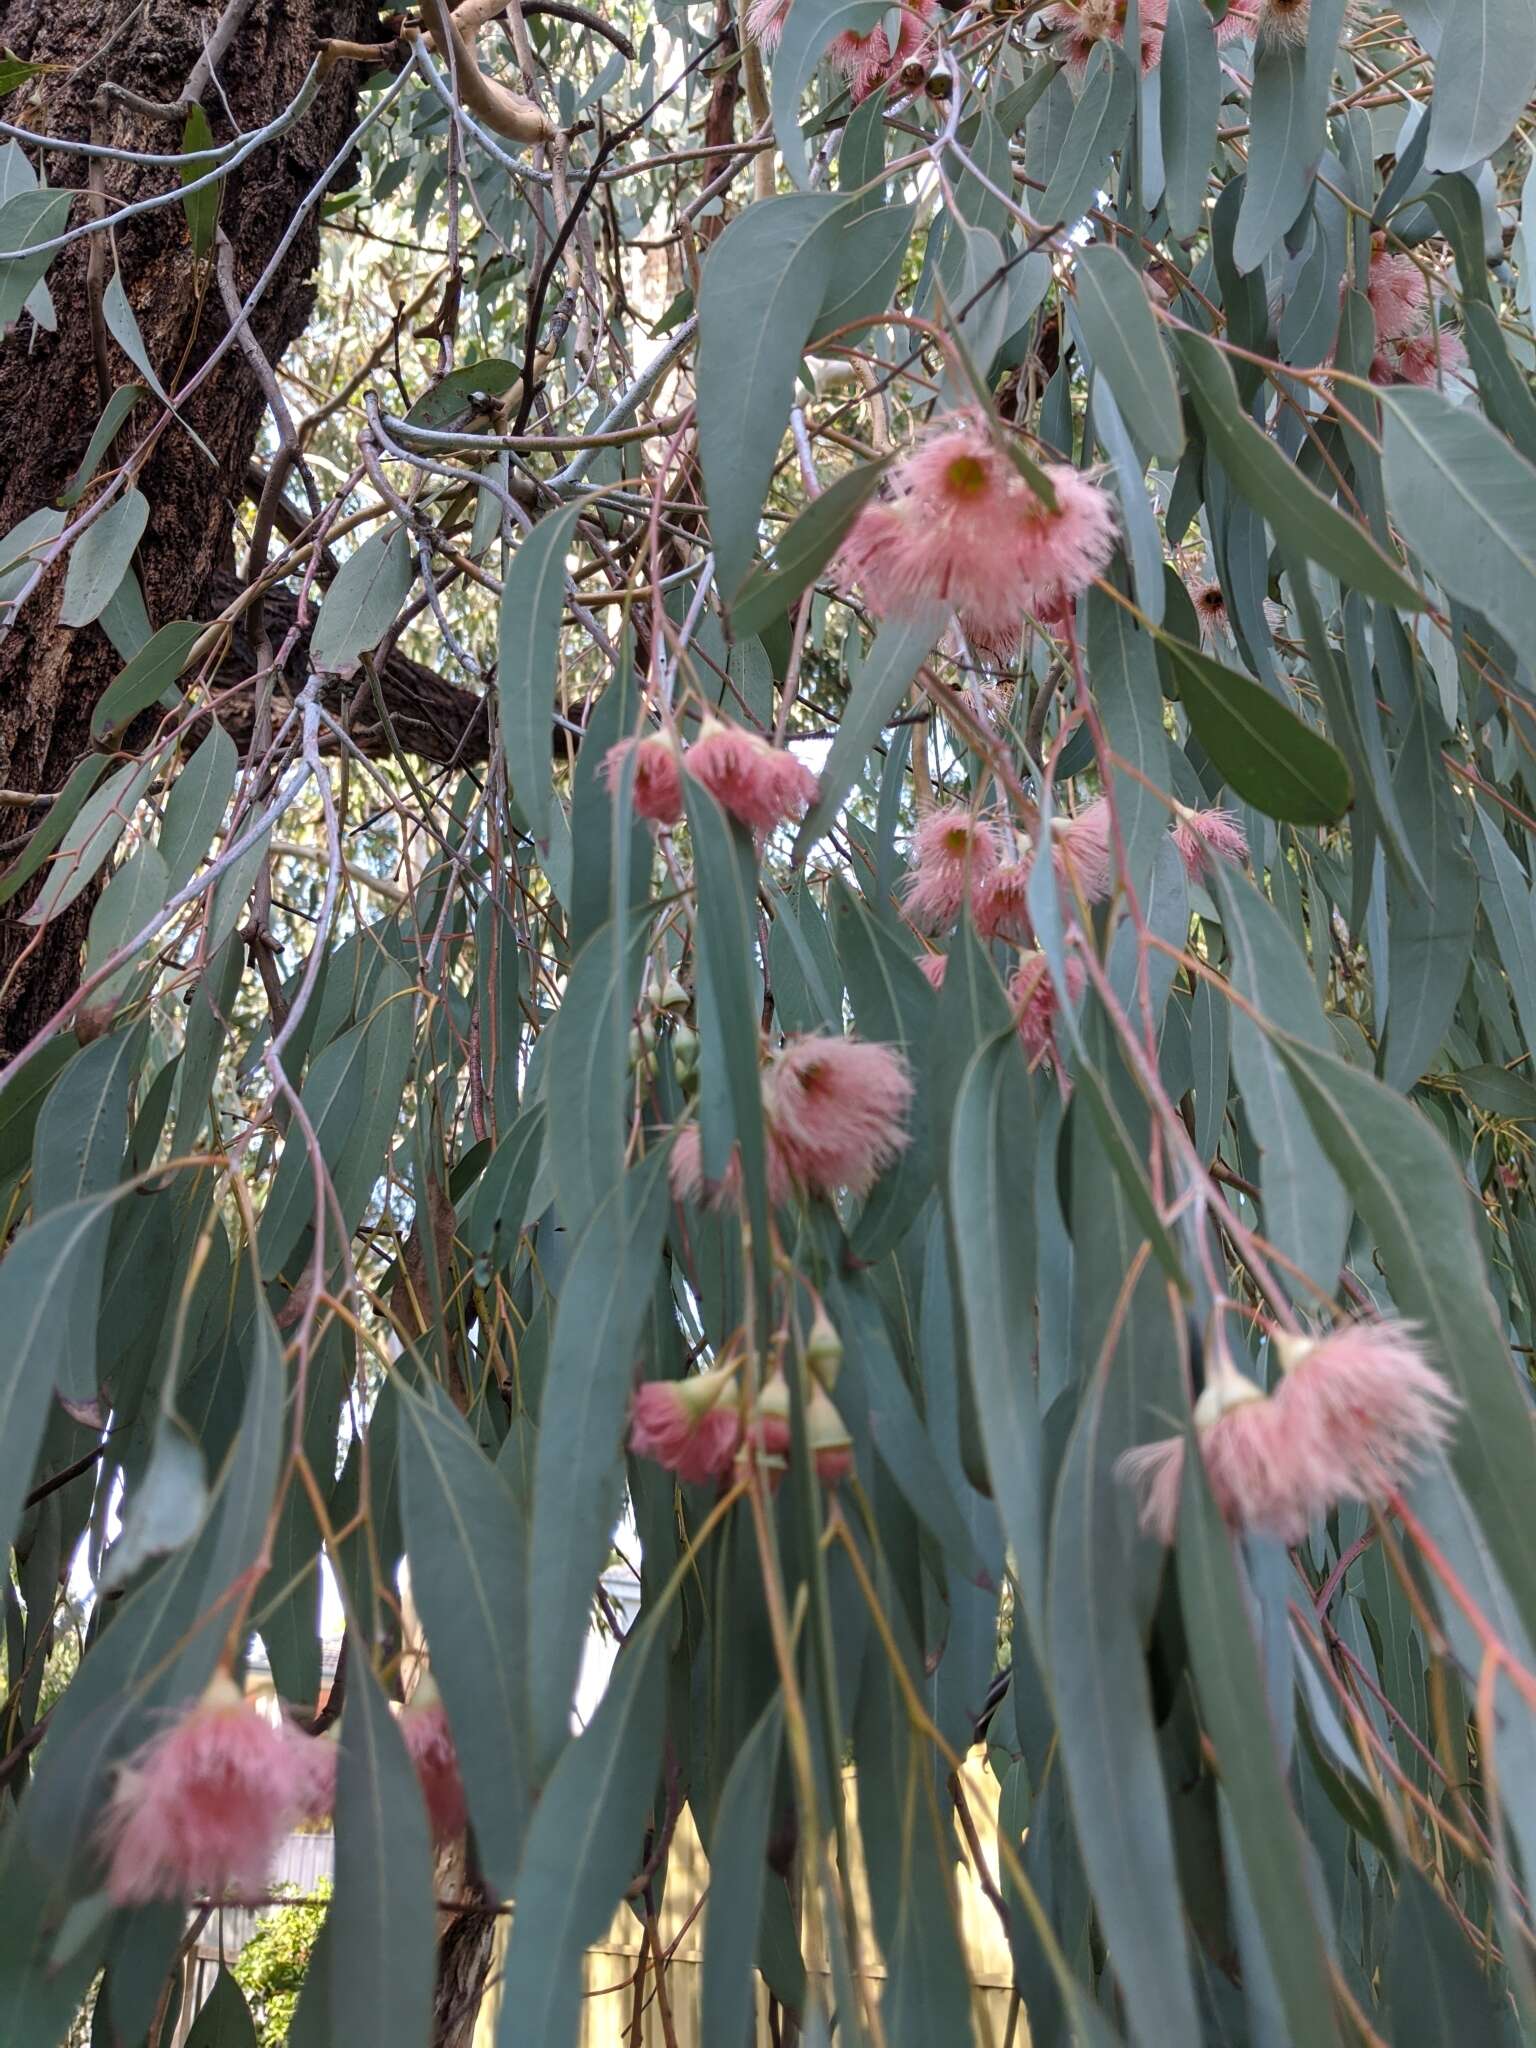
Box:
[90,620,206,740]
[496,499,585,846]
[1159,632,1353,824]
[1074,243,1184,460]
[309,527,415,677]
[59,489,150,629]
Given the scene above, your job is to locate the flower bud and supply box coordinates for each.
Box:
[806,1383,853,1487]
[804,1303,844,1390]
[670,1022,699,1074]
[658,975,690,1012]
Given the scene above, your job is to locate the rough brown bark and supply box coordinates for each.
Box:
[0,0,382,1053]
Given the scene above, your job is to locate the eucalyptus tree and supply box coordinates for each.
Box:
[0,0,1534,2044]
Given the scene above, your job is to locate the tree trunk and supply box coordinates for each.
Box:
[0,0,382,1053]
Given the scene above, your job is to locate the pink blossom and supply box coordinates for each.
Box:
[1012,465,1119,619]
[1054,798,1114,904]
[1270,1320,1459,1509]
[1041,0,1167,80]
[1379,326,1468,388]
[1171,804,1248,880]
[602,734,684,825]
[1009,950,1085,1065]
[746,0,794,47]
[101,1672,309,1905]
[1189,579,1229,642]
[669,1124,793,1210]
[915,951,949,990]
[291,1726,339,1822]
[1117,1376,1305,1543]
[685,720,818,833]
[1256,0,1309,42]
[903,805,1002,930]
[957,608,1023,664]
[836,423,1036,641]
[828,0,936,100]
[1367,252,1428,344]
[629,1367,744,1485]
[399,1680,467,1843]
[972,857,1034,943]
[764,1035,913,1197]
[1213,0,1260,40]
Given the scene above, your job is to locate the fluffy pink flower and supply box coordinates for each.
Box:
[1054,798,1114,904]
[1213,0,1260,40]
[669,1124,793,1210]
[602,734,684,825]
[903,805,1002,930]
[746,0,793,47]
[1171,804,1248,879]
[629,1366,744,1486]
[764,1035,913,1197]
[957,608,1023,664]
[291,1726,339,1822]
[101,1672,309,1905]
[1189,579,1229,642]
[399,1679,467,1843]
[972,857,1034,942]
[1009,950,1085,1065]
[1041,0,1167,79]
[1256,0,1310,42]
[1117,1372,1306,1544]
[827,0,935,100]
[1380,325,1468,387]
[1013,466,1119,618]
[1367,252,1428,343]
[685,720,818,833]
[836,424,1032,639]
[915,951,948,990]
[1269,1320,1459,1509]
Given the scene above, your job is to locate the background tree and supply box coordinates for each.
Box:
[0,0,1535,2044]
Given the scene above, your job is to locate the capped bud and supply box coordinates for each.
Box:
[671,1022,700,1074]
[806,1383,853,1486]
[805,1303,844,1390]
[658,975,690,1012]
[750,1371,792,1461]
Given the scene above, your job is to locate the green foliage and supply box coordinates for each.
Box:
[3,0,1536,2043]
[233,1884,332,2048]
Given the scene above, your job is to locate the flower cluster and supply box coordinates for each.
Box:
[670,1033,914,1211]
[748,0,937,101]
[1116,1320,1459,1546]
[1040,0,1168,80]
[630,1309,853,1490]
[100,1669,469,1905]
[835,418,1118,657]
[601,717,818,832]
[1365,244,1467,388]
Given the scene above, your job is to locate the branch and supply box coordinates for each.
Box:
[416,0,556,144]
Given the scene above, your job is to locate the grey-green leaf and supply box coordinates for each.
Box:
[1074,243,1184,460]
[309,528,415,677]
[496,499,585,846]
[1381,385,1536,655]
[59,490,150,629]
[1424,0,1536,174]
[329,1650,435,2048]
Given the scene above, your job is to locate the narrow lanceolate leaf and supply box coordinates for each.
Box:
[183,1967,257,2048]
[1270,1033,1536,1646]
[729,456,890,635]
[498,1616,667,2048]
[20,752,161,925]
[700,1695,784,2048]
[0,1196,118,1554]
[544,917,640,1237]
[1048,1369,1202,2048]
[1172,330,1425,610]
[697,194,845,596]
[1177,1451,1345,2048]
[1039,43,1136,227]
[1387,1867,1505,2045]
[400,1385,530,1895]
[1424,0,1536,173]
[793,612,941,860]
[330,1651,435,2048]
[91,619,205,740]
[1159,632,1352,824]
[1160,0,1218,239]
[525,1148,672,1779]
[496,498,585,845]
[1383,700,1477,1091]
[949,1032,1044,1641]
[309,527,415,677]
[58,489,149,629]
[0,187,71,325]
[1210,864,1350,1301]
[1232,0,1347,273]
[1381,387,1536,655]
[1074,243,1184,460]
[179,103,220,258]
